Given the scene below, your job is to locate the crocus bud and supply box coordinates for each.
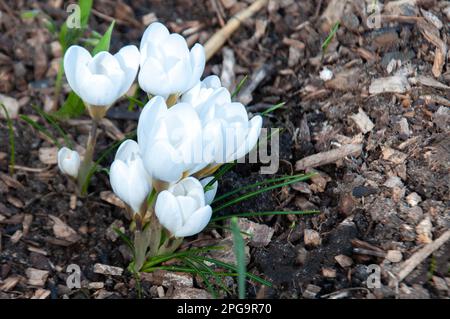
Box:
[110,140,151,214]
[138,22,205,97]
[137,96,203,183]
[58,147,81,178]
[200,176,218,205]
[155,177,212,237]
[64,45,140,118]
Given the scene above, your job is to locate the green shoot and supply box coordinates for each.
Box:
[31,105,73,149]
[261,102,285,116]
[1,104,15,175]
[231,217,246,299]
[321,21,340,53]
[231,75,248,99]
[19,115,61,148]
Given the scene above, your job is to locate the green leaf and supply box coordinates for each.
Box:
[79,0,93,28]
[92,20,115,55]
[261,102,285,116]
[321,21,340,53]
[231,217,246,299]
[0,103,15,175]
[21,10,40,19]
[19,115,61,148]
[53,92,85,119]
[231,75,248,99]
[32,105,73,149]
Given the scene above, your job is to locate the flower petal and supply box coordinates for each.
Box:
[234,115,263,160]
[114,45,140,96]
[137,96,167,152]
[63,45,92,97]
[155,190,183,234]
[140,22,170,62]
[174,205,212,237]
[200,177,218,205]
[143,140,184,183]
[187,43,206,91]
[115,139,140,161]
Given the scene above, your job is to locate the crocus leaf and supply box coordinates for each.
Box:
[92,20,115,55]
[79,0,93,28]
[53,92,85,119]
[231,217,246,299]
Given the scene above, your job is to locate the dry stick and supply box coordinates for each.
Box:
[395,229,450,283]
[203,0,269,61]
[295,144,363,171]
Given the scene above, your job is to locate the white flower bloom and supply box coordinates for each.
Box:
[138,22,205,97]
[137,96,203,183]
[155,177,212,237]
[200,177,218,205]
[181,75,222,113]
[58,147,81,178]
[110,140,151,213]
[64,45,140,107]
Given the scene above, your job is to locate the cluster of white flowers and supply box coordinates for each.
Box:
[59,22,262,238]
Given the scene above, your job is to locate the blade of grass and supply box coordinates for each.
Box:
[213,173,315,204]
[211,210,320,223]
[32,104,73,148]
[212,174,316,212]
[19,115,61,148]
[321,21,340,53]
[1,104,15,175]
[231,75,248,99]
[231,217,246,299]
[182,257,220,298]
[261,102,285,116]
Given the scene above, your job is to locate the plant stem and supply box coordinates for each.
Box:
[77,120,98,196]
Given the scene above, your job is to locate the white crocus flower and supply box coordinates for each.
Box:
[137,96,203,183]
[155,177,212,237]
[183,78,263,164]
[200,177,218,205]
[109,140,151,214]
[138,22,205,97]
[64,45,140,117]
[58,147,81,178]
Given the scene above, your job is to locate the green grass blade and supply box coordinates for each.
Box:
[231,217,246,299]
[211,210,320,223]
[79,0,93,28]
[1,104,15,175]
[32,105,73,148]
[321,21,340,53]
[261,102,285,116]
[231,75,248,99]
[92,20,115,55]
[182,257,219,298]
[19,115,61,148]
[213,173,314,204]
[212,174,315,213]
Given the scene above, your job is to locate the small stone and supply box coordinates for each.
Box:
[335,254,353,268]
[49,215,80,244]
[382,147,408,165]
[319,67,333,81]
[93,263,123,276]
[38,147,58,165]
[160,271,193,288]
[237,218,274,247]
[384,176,404,188]
[350,108,374,134]
[369,75,410,95]
[171,287,213,299]
[406,192,422,207]
[31,288,51,299]
[322,267,337,278]
[431,276,448,292]
[302,284,321,299]
[304,229,321,247]
[386,250,403,263]
[0,94,20,119]
[88,282,105,290]
[416,217,433,244]
[397,117,411,137]
[338,193,356,216]
[25,268,49,287]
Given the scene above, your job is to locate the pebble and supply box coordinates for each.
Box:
[386,250,403,263]
[406,192,422,207]
[25,268,49,287]
[335,254,353,268]
[319,67,333,81]
[304,229,321,247]
[302,284,321,299]
[93,263,124,276]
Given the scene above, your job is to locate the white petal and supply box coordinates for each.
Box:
[140,22,170,60]
[57,147,80,178]
[200,177,218,205]
[137,96,167,151]
[162,33,189,60]
[202,75,221,89]
[114,45,140,96]
[115,139,140,161]
[63,45,92,97]
[234,115,263,160]
[187,43,206,91]
[143,141,184,183]
[138,56,172,96]
[174,205,212,237]
[76,72,119,106]
[155,190,183,235]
